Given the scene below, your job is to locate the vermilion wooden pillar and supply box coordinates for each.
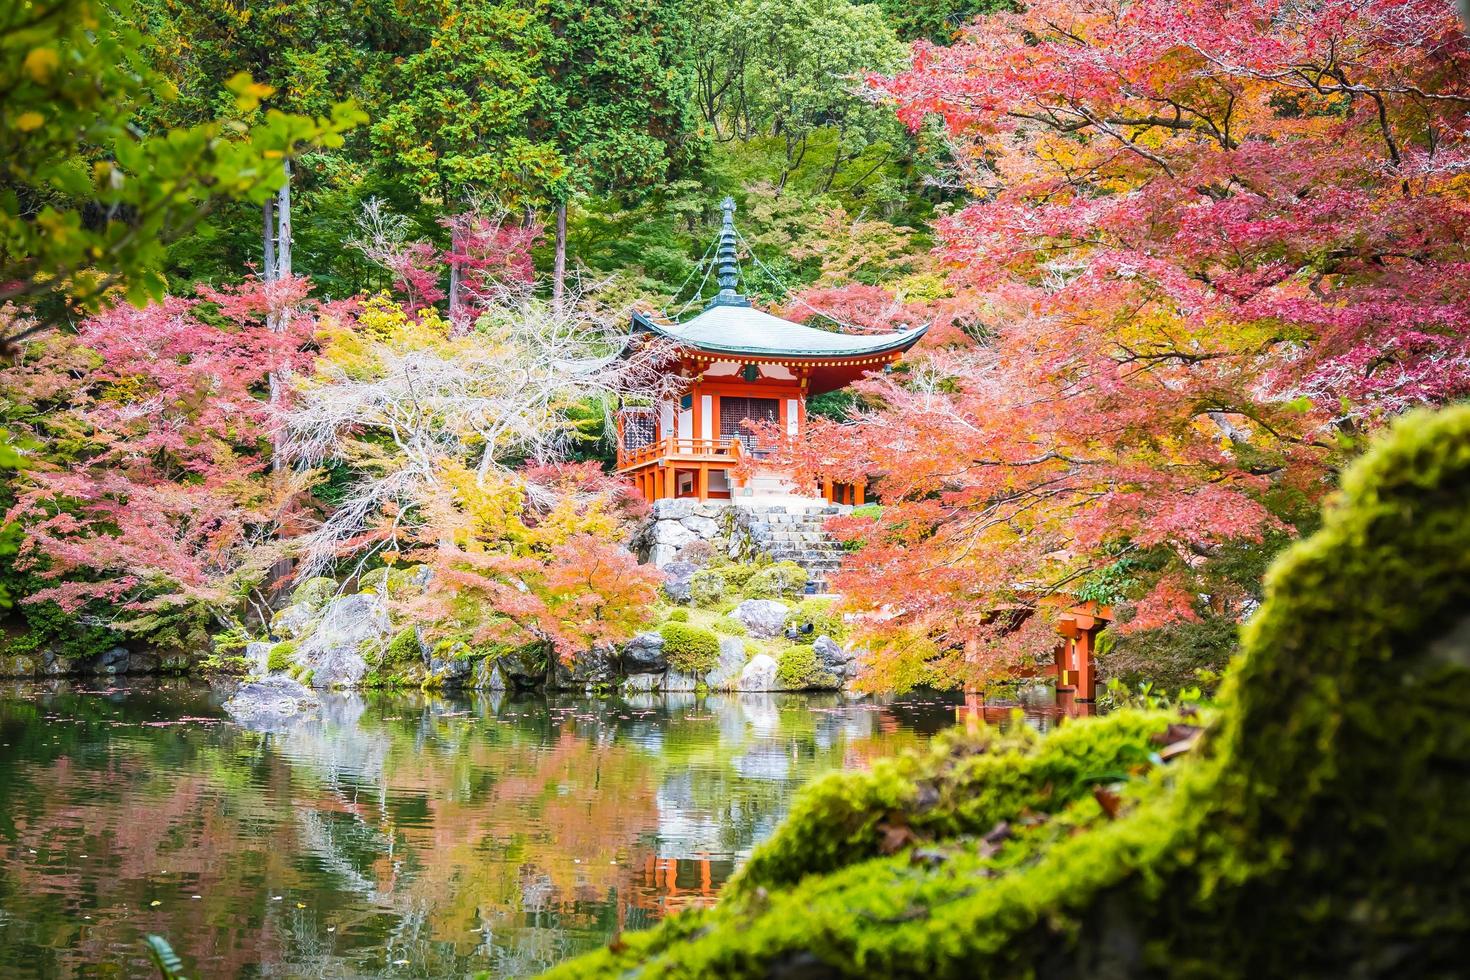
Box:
[1075,627,1096,702]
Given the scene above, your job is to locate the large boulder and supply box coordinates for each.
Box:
[472,657,508,691]
[270,602,317,640]
[731,600,790,639]
[0,655,38,678]
[223,675,321,731]
[294,592,390,688]
[624,672,661,693]
[245,641,273,674]
[705,637,748,692]
[680,513,719,538]
[622,632,668,674]
[664,669,700,692]
[649,519,697,567]
[497,646,549,689]
[91,645,130,675]
[428,651,475,687]
[571,644,619,688]
[737,653,779,692]
[812,635,852,675]
[661,561,699,603]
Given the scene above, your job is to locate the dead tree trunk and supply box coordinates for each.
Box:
[553,200,568,312]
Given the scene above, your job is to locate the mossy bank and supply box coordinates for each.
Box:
[543,405,1470,978]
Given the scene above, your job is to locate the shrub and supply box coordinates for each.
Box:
[1099,616,1237,694]
[384,627,422,666]
[719,562,759,591]
[659,623,721,673]
[266,640,297,673]
[744,562,808,599]
[676,539,716,566]
[788,598,847,642]
[689,568,728,606]
[776,644,837,689]
[712,617,748,636]
[666,608,690,623]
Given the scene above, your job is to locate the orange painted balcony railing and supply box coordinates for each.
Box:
[617,436,746,471]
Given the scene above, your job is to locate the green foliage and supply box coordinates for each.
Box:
[546,405,1470,978]
[4,597,119,662]
[690,0,908,193]
[711,617,747,637]
[689,568,728,607]
[873,0,1015,42]
[290,576,339,610]
[665,608,689,623]
[266,641,297,674]
[788,597,847,642]
[1099,616,1238,694]
[383,627,421,667]
[658,622,721,674]
[1,0,362,323]
[743,561,808,600]
[372,0,559,207]
[774,644,837,689]
[143,934,187,979]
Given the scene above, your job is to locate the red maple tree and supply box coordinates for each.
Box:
[782,0,1470,687]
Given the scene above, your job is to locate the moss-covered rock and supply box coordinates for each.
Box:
[743,561,808,600]
[689,568,728,607]
[711,617,747,637]
[788,597,849,643]
[290,576,340,611]
[266,640,297,674]
[658,623,720,674]
[545,405,1470,979]
[774,643,837,690]
[665,608,690,623]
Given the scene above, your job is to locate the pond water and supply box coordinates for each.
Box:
[0,680,1059,978]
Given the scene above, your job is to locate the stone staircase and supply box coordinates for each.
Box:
[735,504,848,595]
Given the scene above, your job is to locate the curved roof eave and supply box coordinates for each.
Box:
[631,308,929,360]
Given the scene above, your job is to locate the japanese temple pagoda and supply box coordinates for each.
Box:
[616,198,926,505]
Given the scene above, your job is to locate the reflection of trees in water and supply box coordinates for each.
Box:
[0,681,957,978]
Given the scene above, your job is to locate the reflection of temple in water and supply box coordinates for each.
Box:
[626,854,734,918]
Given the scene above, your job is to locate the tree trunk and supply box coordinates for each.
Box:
[262,199,277,281]
[275,158,292,278]
[552,200,567,312]
[448,217,461,319]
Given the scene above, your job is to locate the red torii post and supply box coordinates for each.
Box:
[1054,600,1112,707]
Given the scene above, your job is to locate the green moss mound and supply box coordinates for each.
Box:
[290,576,339,610]
[775,644,837,689]
[689,568,727,607]
[712,617,747,637]
[544,405,1470,978]
[789,597,849,642]
[744,561,808,599]
[658,623,720,674]
[266,640,296,673]
[665,608,689,623]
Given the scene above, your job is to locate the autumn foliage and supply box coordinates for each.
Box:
[777,0,1470,687]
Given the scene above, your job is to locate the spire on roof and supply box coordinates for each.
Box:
[710,196,749,308]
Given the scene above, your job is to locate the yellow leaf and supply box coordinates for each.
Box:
[24,47,59,82]
[16,111,45,132]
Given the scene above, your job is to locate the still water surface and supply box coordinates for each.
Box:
[0,680,1054,977]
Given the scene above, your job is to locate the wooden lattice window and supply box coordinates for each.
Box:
[621,408,656,451]
[720,397,779,454]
